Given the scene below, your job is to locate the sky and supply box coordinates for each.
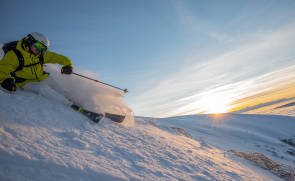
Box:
[1,0,295,117]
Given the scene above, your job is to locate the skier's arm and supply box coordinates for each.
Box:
[0,51,19,83]
[43,51,73,67]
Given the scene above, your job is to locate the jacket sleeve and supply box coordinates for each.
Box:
[43,51,73,67]
[0,51,19,83]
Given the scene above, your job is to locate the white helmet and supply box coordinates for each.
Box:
[28,32,50,48]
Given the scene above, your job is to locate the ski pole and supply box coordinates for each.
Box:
[72,72,128,93]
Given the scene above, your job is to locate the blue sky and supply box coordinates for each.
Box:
[1,0,295,117]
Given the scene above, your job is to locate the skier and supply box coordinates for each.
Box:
[0,32,73,92]
[0,32,125,123]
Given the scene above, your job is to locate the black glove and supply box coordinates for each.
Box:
[1,78,16,92]
[61,65,73,74]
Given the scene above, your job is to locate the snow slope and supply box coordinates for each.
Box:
[0,89,285,180]
[158,114,295,169]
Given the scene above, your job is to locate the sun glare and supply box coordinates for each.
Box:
[200,93,232,114]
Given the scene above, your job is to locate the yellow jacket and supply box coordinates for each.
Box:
[0,39,73,87]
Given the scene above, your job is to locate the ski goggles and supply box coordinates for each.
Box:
[33,41,47,52]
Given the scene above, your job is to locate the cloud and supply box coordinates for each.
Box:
[129,22,295,117]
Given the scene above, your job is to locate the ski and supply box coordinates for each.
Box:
[71,104,103,123]
[71,104,125,123]
[105,112,125,123]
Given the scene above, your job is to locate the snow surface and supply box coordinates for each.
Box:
[1,67,294,180]
[158,114,295,169]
